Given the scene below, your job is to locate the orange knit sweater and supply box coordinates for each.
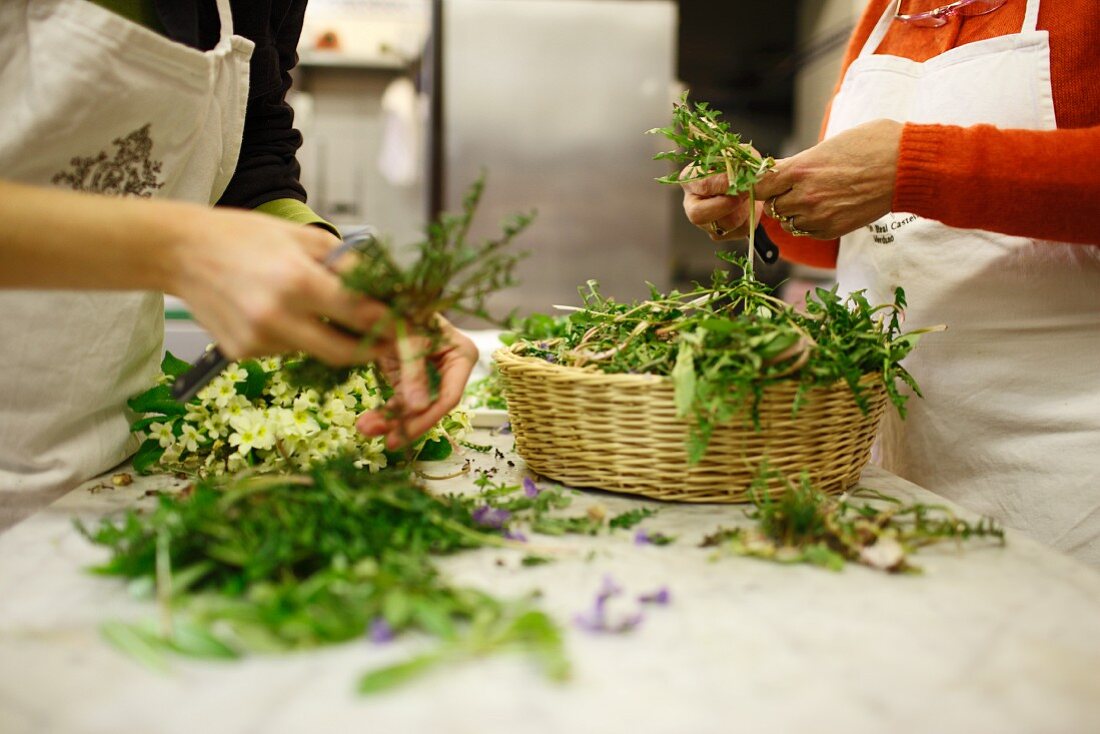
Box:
[769,0,1100,269]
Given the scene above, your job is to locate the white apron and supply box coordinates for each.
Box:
[0,0,253,521]
[829,0,1100,565]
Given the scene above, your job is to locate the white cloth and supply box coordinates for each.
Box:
[377,76,422,187]
[828,0,1100,565]
[0,0,253,524]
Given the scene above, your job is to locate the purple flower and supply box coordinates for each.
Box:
[369,618,395,644]
[504,530,528,542]
[596,574,622,610]
[634,528,674,546]
[472,505,511,529]
[496,422,512,435]
[523,477,541,498]
[638,586,671,606]
[573,575,644,635]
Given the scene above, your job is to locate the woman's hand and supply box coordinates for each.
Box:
[168,206,392,366]
[355,316,478,449]
[754,118,902,240]
[681,166,764,242]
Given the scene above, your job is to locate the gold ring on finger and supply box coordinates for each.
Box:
[767,197,781,220]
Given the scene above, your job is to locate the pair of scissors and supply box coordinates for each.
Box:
[170,229,377,402]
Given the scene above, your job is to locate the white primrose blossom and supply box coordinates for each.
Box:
[178,423,204,453]
[207,374,240,409]
[150,421,176,449]
[131,354,470,477]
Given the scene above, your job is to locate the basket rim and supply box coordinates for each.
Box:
[492,342,884,390]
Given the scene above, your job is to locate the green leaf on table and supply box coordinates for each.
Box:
[100,621,172,672]
[168,621,240,660]
[358,652,446,695]
[608,507,658,530]
[132,438,166,475]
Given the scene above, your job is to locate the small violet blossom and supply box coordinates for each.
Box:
[638,586,671,606]
[368,618,395,644]
[523,477,541,498]
[634,528,673,546]
[573,575,644,635]
[503,530,528,543]
[472,505,511,529]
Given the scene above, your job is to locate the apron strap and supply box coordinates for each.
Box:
[857,0,899,59]
[859,0,1042,59]
[1021,0,1041,33]
[214,0,235,41]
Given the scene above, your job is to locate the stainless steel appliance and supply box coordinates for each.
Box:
[437,0,679,317]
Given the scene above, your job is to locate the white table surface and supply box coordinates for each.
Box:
[2,428,1099,734]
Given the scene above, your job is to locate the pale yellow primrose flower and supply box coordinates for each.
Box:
[229,409,276,455]
[150,421,176,449]
[294,390,321,412]
[179,424,203,453]
[209,374,239,409]
[354,442,388,473]
[259,356,282,372]
[223,363,249,383]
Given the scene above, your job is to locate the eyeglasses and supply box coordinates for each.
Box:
[895,0,1007,27]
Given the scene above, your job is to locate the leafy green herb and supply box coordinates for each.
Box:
[648,91,774,276]
[472,473,605,537]
[608,507,658,530]
[463,368,508,411]
[78,458,567,690]
[515,254,939,463]
[287,176,534,394]
[648,91,774,197]
[706,472,1006,573]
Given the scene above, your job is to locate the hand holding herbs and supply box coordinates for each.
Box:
[287,175,531,448]
[649,91,774,250]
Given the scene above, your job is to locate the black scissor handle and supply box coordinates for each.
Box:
[754,237,779,265]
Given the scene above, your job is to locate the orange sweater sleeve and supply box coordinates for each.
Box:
[772,0,1100,267]
[895,124,1100,245]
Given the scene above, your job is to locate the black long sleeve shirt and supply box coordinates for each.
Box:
[153,0,311,210]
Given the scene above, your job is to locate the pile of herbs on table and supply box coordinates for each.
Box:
[79,459,570,692]
[701,471,1006,573]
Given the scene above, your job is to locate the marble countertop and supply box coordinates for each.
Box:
[2,429,1099,734]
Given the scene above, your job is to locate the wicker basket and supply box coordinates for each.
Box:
[493,344,888,503]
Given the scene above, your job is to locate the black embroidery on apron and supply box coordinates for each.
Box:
[51,123,164,197]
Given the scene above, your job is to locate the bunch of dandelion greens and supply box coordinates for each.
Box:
[647,91,775,277]
[79,468,660,691]
[701,471,1006,573]
[78,458,568,693]
[513,252,940,463]
[286,175,534,397]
